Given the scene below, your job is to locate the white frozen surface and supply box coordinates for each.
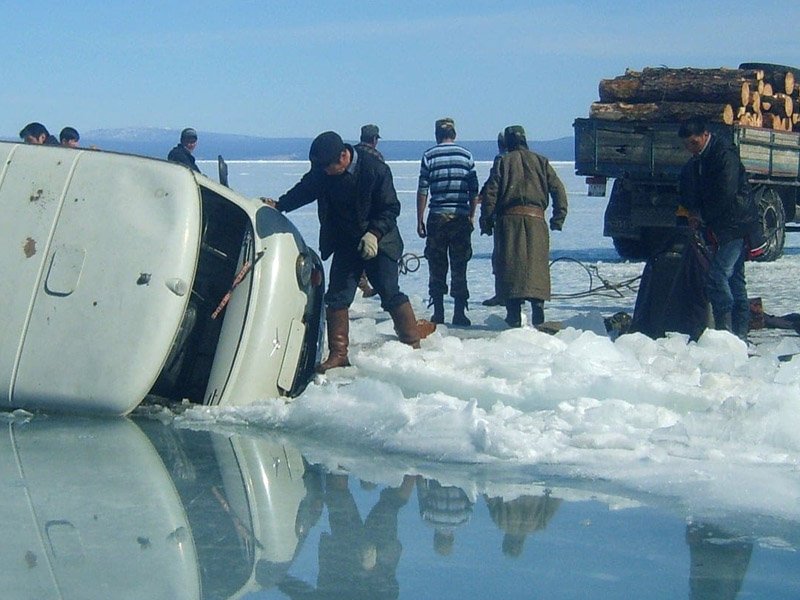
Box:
[182,159,800,523]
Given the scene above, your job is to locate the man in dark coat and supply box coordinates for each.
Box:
[265,131,433,373]
[167,127,201,172]
[678,116,757,340]
[479,125,568,327]
[354,123,385,162]
[19,122,59,145]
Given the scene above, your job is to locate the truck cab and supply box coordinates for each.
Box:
[0,142,324,415]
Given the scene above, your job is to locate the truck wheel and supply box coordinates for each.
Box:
[605,180,648,259]
[753,186,785,262]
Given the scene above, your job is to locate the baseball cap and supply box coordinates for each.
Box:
[361,124,380,140]
[309,131,346,169]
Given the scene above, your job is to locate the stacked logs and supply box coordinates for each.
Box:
[590,66,799,131]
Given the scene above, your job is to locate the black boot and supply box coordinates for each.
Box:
[505,299,522,328]
[430,296,445,324]
[530,299,545,326]
[452,298,471,326]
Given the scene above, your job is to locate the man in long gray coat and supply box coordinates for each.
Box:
[479,125,568,327]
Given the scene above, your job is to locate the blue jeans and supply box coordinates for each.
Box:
[325,247,408,311]
[707,237,748,332]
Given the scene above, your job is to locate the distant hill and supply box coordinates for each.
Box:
[73,128,574,162]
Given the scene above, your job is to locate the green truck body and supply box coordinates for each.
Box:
[573,117,800,260]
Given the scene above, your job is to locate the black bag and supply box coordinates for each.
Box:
[630,229,712,341]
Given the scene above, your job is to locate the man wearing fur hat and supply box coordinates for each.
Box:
[264,131,434,373]
[479,125,568,327]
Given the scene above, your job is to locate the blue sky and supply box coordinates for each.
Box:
[4,1,800,141]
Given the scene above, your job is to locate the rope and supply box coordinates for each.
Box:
[549,256,640,299]
[399,252,422,274]
[400,252,639,299]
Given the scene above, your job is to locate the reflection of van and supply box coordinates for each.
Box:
[0,142,324,415]
[1,417,313,599]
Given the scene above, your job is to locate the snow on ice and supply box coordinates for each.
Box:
[179,159,800,523]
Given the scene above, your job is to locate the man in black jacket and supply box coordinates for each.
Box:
[167,127,201,172]
[679,117,757,340]
[265,131,433,373]
[19,122,59,145]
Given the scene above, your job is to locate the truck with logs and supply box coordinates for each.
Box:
[574,63,800,261]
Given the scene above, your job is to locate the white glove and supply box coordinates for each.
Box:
[357,232,378,260]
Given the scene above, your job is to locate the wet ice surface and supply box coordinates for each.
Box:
[171,158,800,598]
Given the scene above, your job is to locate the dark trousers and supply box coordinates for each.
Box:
[325,247,408,311]
[424,213,473,299]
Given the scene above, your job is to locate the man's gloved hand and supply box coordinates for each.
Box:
[358,232,379,259]
[549,220,562,231]
[479,215,493,236]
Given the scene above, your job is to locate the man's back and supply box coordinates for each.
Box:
[418,142,478,214]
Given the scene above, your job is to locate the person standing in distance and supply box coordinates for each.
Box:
[19,122,59,145]
[353,124,386,298]
[481,131,508,307]
[263,131,434,373]
[678,116,757,340]
[416,118,479,326]
[480,125,568,327]
[167,127,201,172]
[355,123,384,162]
[59,127,80,148]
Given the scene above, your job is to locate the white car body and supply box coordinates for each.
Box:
[0,142,324,415]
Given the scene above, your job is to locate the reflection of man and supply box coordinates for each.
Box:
[279,474,415,600]
[686,522,753,600]
[678,116,757,340]
[416,477,473,556]
[167,127,201,172]
[265,131,433,373]
[485,492,562,557]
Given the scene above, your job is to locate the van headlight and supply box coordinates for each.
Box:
[296,251,313,288]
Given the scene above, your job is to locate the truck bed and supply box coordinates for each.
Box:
[574,118,800,184]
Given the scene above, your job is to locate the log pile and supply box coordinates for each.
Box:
[590,66,800,131]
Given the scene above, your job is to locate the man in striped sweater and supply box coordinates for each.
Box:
[416,118,480,326]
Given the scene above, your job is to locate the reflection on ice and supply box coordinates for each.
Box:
[2,415,799,599]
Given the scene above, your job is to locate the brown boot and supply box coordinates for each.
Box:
[389,302,435,349]
[316,307,351,373]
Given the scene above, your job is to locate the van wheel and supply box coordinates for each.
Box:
[753,187,785,262]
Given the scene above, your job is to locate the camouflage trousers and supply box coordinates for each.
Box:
[424,213,473,299]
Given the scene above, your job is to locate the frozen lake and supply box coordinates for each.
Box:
[4,157,800,599]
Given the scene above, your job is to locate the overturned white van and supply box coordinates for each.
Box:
[0,142,324,415]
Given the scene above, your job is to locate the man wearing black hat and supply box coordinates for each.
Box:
[19,122,59,145]
[167,127,201,172]
[264,131,433,373]
[355,123,384,162]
